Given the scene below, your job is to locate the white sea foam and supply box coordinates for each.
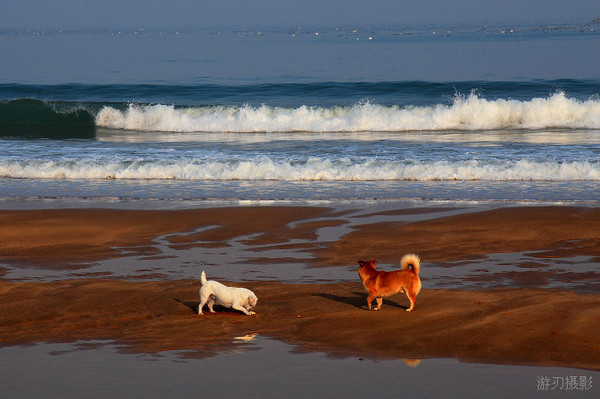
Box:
[95,92,600,132]
[2,158,599,181]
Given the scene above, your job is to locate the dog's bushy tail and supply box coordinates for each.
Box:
[401,253,421,276]
[201,270,207,285]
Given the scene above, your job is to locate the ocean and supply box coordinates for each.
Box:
[1,23,600,205]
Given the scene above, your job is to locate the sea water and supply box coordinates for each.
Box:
[1,338,598,399]
[1,24,599,205]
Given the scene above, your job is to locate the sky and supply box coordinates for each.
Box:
[2,0,599,29]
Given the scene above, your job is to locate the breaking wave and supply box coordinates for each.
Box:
[2,158,599,181]
[95,92,600,132]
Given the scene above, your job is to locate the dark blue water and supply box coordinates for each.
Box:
[1,79,600,107]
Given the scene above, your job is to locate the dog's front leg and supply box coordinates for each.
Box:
[367,294,381,310]
[232,302,254,315]
[374,297,383,311]
[366,293,377,310]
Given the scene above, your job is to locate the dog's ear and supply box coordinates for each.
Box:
[372,260,377,265]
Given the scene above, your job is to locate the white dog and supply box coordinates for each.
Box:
[198,271,258,316]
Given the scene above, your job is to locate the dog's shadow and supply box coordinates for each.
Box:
[314,292,408,311]
[173,298,246,315]
[173,298,199,314]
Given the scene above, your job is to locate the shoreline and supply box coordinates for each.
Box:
[1,204,599,370]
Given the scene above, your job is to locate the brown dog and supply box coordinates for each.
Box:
[358,254,421,312]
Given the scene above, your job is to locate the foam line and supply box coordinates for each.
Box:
[95,92,600,132]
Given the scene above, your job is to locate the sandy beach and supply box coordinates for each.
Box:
[1,205,599,370]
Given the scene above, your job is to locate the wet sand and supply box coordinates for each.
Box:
[1,205,600,370]
[0,207,331,266]
[1,279,600,370]
[316,206,600,265]
[2,205,599,267]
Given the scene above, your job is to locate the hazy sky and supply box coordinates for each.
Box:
[2,0,599,29]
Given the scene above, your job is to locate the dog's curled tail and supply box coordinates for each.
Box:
[401,253,421,276]
[201,270,207,285]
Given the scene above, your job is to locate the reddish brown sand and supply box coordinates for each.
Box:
[1,206,600,370]
[1,279,599,370]
[0,207,330,266]
[315,206,600,265]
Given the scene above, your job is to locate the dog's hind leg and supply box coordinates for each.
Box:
[198,295,207,315]
[207,297,216,313]
[405,291,416,312]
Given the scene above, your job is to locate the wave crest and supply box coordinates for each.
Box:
[2,158,599,181]
[95,92,600,132]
